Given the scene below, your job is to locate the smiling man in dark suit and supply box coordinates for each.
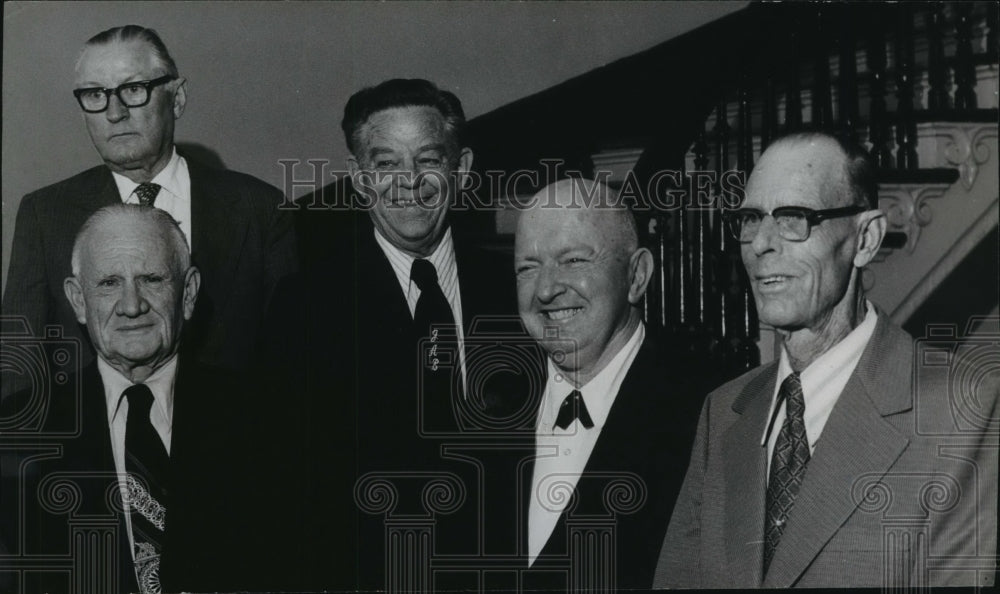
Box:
[266,78,518,590]
[654,131,998,588]
[512,178,700,590]
[1,204,287,593]
[3,25,296,382]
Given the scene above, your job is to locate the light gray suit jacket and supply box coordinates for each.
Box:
[654,313,998,588]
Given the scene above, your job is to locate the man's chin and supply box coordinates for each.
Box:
[111,347,167,368]
[101,148,156,173]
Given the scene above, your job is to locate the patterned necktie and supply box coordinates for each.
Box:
[554,389,594,430]
[134,182,161,207]
[411,258,459,431]
[123,384,168,594]
[763,373,809,575]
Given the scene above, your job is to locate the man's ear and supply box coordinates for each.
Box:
[63,276,88,324]
[346,155,359,179]
[172,77,187,119]
[456,147,474,188]
[182,266,201,321]
[854,209,887,268]
[627,247,654,304]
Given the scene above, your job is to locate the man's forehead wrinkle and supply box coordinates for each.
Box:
[359,119,450,160]
[747,140,847,210]
[75,41,160,83]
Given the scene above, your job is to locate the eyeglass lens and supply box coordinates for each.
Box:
[734,211,808,242]
[77,83,149,111]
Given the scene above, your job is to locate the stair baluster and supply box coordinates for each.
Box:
[868,20,894,168]
[926,3,950,111]
[725,79,761,375]
[895,4,918,169]
[954,2,978,111]
[837,5,860,144]
[811,7,833,128]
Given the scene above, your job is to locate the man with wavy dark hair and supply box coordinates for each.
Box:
[267,78,518,590]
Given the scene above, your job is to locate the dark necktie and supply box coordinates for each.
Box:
[763,373,810,575]
[411,258,458,431]
[122,383,168,594]
[135,182,161,207]
[554,389,594,430]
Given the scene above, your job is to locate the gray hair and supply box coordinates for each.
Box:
[78,25,179,77]
[71,204,190,277]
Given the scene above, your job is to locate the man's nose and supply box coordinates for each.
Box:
[750,215,782,256]
[534,265,565,303]
[116,282,150,317]
[104,93,130,123]
[396,162,420,189]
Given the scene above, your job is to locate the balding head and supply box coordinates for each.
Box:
[522,178,640,251]
[71,204,190,277]
[515,179,653,386]
[64,204,200,382]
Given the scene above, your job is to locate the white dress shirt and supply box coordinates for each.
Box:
[98,355,178,558]
[112,147,192,249]
[373,226,467,387]
[761,301,878,473]
[528,322,645,565]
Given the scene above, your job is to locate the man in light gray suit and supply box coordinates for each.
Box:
[654,131,998,588]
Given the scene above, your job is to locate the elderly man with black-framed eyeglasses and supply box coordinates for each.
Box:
[655,130,998,589]
[3,25,297,390]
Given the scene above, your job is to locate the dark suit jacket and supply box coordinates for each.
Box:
[654,313,1000,588]
[0,357,294,593]
[263,203,519,590]
[515,333,701,591]
[2,158,297,376]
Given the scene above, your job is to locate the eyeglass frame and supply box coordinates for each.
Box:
[73,75,177,113]
[722,204,870,243]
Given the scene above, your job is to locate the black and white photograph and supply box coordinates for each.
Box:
[1,1,997,592]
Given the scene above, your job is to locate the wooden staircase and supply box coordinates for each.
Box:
[476,2,998,392]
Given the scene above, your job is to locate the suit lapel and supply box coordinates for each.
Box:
[68,166,120,213]
[579,339,656,476]
[189,162,246,316]
[535,338,658,561]
[762,315,913,587]
[722,363,776,586]
[520,441,536,559]
[355,215,414,337]
[452,232,484,336]
[80,364,140,594]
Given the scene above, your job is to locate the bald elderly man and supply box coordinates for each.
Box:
[654,131,998,588]
[513,179,701,590]
[1,205,292,593]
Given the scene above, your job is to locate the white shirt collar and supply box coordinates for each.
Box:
[111,146,185,202]
[372,225,457,300]
[761,300,878,449]
[539,322,645,434]
[99,354,178,429]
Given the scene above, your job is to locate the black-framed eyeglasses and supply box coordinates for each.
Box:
[722,205,869,243]
[73,75,176,113]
